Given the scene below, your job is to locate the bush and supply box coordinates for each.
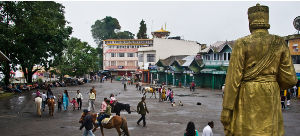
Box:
[37,78,43,84]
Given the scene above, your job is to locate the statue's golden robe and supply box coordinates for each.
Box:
[223,30,297,136]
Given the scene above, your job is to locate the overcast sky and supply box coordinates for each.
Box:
[59,1,300,48]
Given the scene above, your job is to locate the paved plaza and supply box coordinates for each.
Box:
[0,81,299,136]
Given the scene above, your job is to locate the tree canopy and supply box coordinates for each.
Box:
[0,1,72,84]
[55,37,99,78]
[91,16,135,47]
[137,19,148,39]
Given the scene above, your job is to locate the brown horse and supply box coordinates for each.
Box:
[79,113,130,136]
[47,98,55,116]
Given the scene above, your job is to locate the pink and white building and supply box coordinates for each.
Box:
[103,39,153,76]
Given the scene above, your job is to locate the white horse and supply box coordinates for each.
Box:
[34,96,42,117]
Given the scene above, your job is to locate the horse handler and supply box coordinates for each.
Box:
[137,97,149,127]
[80,109,95,136]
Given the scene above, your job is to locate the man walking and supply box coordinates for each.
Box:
[137,97,149,127]
[80,109,95,136]
[76,90,83,110]
[88,90,96,111]
[202,121,214,136]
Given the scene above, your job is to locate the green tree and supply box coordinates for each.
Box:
[137,19,148,39]
[55,37,99,77]
[0,1,18,85]
[0,1,72,84]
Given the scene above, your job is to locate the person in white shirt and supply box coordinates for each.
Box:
[41,92,47,111]
[88,90,96,111]
[202,121,214,136]
[76,90,83,110]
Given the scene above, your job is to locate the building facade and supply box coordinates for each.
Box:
[285,34,300,80]
[103,39,153,76]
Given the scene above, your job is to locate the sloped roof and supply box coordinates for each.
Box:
[200,41,235,54]
[158,55,189,66]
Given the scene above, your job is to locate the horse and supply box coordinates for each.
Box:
[142,86,156,99]
[111,102,131,116]
[47,98,55,116]
[79,112,130,136]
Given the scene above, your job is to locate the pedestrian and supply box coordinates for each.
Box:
[292,86,297,98]
[287,91,291,107]
[138,81,142,91]
[46,87,54,102]
[184,121,199,136]
[34,95,42,117]
[137,97,149,127]
[63,90,70,111]
[91,86,96,98]
[80,109,95,136]
[97,99,111,124]
[158,86,162,102]
[170,90,174,103]
[88,89,96,111]
[100,98,108,114]
[166,88,171,101]
[281,94,286,109]
[41,91,47,111]
[76,90,83,110]
[70,98,78,111]
[57,94,62,111]
[122,76,127,90]
[162,87,166,101]
[36,90,41,97]
[191,82,195,92]
[111,76,113,83]
[110,94,117,105]
[202,121,214,136]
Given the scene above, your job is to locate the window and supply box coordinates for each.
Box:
[111,53,116,57]
[119,53,125,57]
[228,53,231,60]
[138,54,144,62]
[127,53,134,57]
[118,61,125,66]
[293,44,299,52]
[111,61,116,66]
[214,54,217,60]
[127,61,135,66]
[147,54,156,62]
[224,53,227,60]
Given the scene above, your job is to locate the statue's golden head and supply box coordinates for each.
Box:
[248,3,270,33]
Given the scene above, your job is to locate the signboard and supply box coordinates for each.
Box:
[148,65,157,70]
[118,66,124,69]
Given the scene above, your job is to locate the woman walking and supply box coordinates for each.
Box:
[184,121,199,136]
[63,90,70,111]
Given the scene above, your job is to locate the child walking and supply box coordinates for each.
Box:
[57,94,62,111]
[71,98,78,111]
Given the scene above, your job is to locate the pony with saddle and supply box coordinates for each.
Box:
[47,98,55,116]
[142,86,156,99]
[79,112,130,136]
[111,102,131,116]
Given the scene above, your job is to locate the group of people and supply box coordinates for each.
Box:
[159,87,174,103]
[281,86,298,110]
[184,121,214,136]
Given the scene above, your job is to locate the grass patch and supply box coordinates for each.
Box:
[0,92,14,99]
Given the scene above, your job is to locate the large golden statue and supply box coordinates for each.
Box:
[221,4,297,136]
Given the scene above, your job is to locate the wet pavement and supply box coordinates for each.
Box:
[0,81,299,136]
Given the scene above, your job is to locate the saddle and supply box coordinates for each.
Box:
[101,116,113,124]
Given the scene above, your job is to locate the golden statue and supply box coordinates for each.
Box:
[221,4,297,136]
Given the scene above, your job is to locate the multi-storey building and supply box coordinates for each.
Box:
[103,39,153,76]
[285,34,300,80]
